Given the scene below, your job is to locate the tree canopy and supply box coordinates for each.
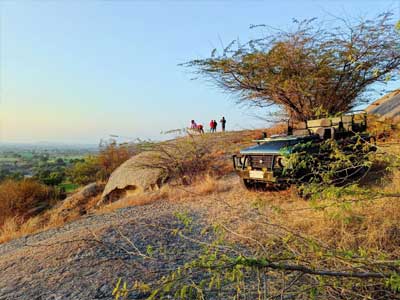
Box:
[185,12,400,121]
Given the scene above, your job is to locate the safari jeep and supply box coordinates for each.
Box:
[233,112,375,189]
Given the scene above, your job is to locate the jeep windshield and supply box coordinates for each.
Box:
[240,136,319,155]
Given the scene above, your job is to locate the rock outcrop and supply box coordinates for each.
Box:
[99,152,165,205]
[56,182,105,219]
[366,89,400,119]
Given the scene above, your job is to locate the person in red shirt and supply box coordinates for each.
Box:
[209,120,215,132]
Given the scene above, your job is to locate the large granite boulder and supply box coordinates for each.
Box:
[98,152,165,205]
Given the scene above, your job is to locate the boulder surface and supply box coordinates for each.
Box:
[366,89,400,119]
[99,152,164,204]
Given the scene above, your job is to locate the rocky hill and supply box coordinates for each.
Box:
[0,131,261,300]
[366,89,400,119]
[0,188,219,300]
[0,174,256,300]
[0,129,399,300]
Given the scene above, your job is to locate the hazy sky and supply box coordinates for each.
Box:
[0,0,399,144]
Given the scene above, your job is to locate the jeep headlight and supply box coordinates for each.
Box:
[277,156,287,168]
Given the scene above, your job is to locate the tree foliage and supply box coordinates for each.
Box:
[97,140,136,180]
[67,156,102,185]
[185,12,400,121]
[35,169,65,186]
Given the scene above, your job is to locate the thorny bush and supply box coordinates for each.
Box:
[136,135,225,185]
[281,134,377,197]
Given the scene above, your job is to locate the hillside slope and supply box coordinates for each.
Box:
[1,130,399,299]
[0,173,247,300]
[366,89,400,118]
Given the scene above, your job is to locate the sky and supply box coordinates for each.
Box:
[0,0,399,144]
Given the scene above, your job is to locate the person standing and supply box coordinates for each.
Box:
[220,117,226,132]
[209,120,215,132]
[213,120,218,132]
[190,120,197,129]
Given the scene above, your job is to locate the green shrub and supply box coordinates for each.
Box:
[67,156,102,185]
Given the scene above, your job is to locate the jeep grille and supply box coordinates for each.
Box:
[248,155,274,170]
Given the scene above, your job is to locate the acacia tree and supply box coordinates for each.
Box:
[185,12,400,121]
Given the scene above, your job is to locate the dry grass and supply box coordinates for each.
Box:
[191,175,221,195]
[0,218,22,243]
[0,179,58,243]
[97,174,232,214]
[0,213,65,244]
[97,191,167,214]
[0,189,103,244]
[270,195,400,255]
[0,216,46,243]
[209,167,400,260]
[0,179,54,225]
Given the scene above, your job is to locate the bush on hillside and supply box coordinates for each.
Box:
[136,136,225,185]
[97,140,137,180]
[35,169,65,186]
[281,136,376,197]
[67,140,137,185]
[0,179,53,225]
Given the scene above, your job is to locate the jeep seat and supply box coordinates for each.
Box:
[293,129,311,136]
[315,127,335,139]
[307,118,332,128]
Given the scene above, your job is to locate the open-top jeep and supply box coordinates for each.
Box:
[233,112,376,189]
